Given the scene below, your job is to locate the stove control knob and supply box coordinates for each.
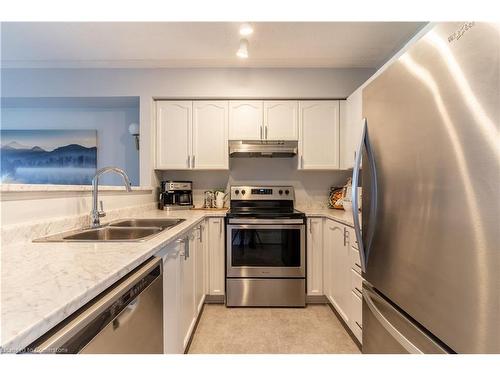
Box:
[285,189,290,195]
[234,189,240,195]
[241,189,246,195]
[279,190,283,195]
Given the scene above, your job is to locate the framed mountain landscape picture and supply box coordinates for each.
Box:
[0,129,97,185]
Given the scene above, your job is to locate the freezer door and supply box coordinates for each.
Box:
[362,283,449,354]
[362,22,500,353]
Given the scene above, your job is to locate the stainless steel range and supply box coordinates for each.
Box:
[225,186,306,307]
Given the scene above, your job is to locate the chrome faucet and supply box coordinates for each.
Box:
[90,167,132,228]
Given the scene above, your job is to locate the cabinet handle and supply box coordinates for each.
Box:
[177,237,189,260]
[300,155,304,169]
[309,220,312,234]
[356,321,363,330]
[260,125,263,139]
[265,126,268,139]
[198,225,203,243]
[192,155,195,168]
[176,238,185,258]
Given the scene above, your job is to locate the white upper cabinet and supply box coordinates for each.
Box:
[298,100,340,170]
[263,101,299,140]
[156,100,228,170]
[156,101,192,169]
[162,242,182,354]
[340,89,363,169]
[228,101,263,140]
[192,101,229,169]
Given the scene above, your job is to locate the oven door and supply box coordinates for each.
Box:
[226,219,305,278]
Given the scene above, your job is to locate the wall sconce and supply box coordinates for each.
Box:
[128,123,140,150]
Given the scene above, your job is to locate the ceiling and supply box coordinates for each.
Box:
[0,22,426,69]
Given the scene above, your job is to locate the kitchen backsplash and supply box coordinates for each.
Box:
[158,158,352,209]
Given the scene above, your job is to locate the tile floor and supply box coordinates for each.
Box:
[188,304,361,354]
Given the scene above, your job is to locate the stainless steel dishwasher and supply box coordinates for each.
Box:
[29,257,163,354]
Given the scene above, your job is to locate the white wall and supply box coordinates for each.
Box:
[1,67,374,186]
[0,189,154,226]
[0,67,374,226]
[1,101,140,186]
[346,23,435,118]
[159,158,352,209]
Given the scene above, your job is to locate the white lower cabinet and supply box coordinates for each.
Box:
[307,218,324,296]
[180,231,196,351]
[324,223,363,343]
[161,222,209,354]
[207,217,225,296]
[346,226,363,343]
[194,223,206,314]
[323,219,350,322]
[162,241,182,354]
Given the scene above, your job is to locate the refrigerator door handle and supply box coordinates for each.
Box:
[352,119,367,271]
[363,288,423,354]
[352,118,378,272]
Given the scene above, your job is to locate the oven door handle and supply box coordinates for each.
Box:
[227,218,305,225]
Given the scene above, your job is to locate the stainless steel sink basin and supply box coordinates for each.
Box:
[33,217,186,243]
[109,218,185,229]
[62,227,162,242]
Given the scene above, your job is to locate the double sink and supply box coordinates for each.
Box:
[34,218,186,243]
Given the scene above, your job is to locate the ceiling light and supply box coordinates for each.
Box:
[239,23,253,36]
[236,39,249,59]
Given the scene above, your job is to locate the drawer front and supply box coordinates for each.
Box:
[351,291,363,342]
[350,247,362,273]
[346,226,359,250]
[351,268,363,296]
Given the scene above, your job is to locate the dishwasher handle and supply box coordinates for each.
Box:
[29,257,162,354]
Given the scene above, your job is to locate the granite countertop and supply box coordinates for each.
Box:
[0,207,357,352]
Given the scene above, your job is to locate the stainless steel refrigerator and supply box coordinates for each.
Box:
[352,22,500,354]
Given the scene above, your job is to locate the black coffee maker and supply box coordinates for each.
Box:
[158,181,193,210]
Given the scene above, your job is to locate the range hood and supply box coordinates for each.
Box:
[229,140,298,158]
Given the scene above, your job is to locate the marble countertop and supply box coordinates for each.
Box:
[301,207,357,227]
[0,207,356,352]
[0,209,225,352]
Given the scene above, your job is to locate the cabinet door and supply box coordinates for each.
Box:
[202,220,210,295]
[323,221,334,307]
[194,224,205,314]
[192,101,229,169]
[229,101,263,140]
[340,89,363,169]
[156,101,192,169]
[324,220,349,323]
[180,235,196,351]
[162,242,182,354]
[298,101,340,169]
[307,218,323,296]
[208,217,225,295]
[264,101,298,140]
